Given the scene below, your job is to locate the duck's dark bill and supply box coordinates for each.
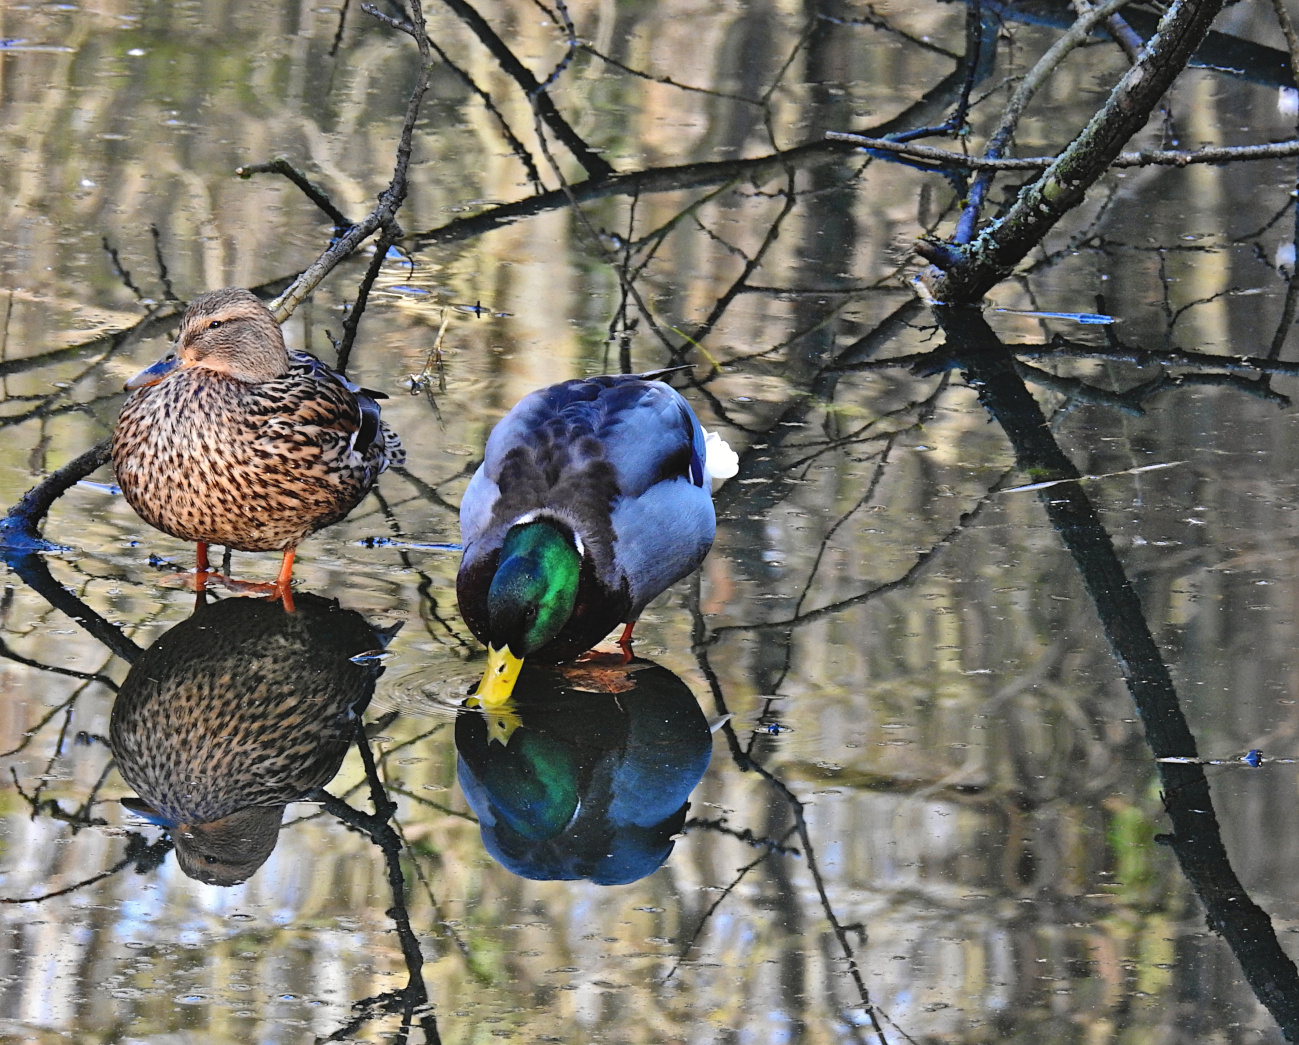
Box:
[120,795,176,828]
[124,354,180,390]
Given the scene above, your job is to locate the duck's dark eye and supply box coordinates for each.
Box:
[208,320,223,330]
[204,854,219,864]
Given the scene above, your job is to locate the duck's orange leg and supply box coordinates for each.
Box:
[195,542,210,575]
[617,621,636,663]
[199,546,296,610]
[575,621,639,666]
[272,548,296,613]
[159,542,217,591]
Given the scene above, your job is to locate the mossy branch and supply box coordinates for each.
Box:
[920,0,1227,304]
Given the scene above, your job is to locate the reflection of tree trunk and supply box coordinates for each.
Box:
[936,305,1299,1040]
[761,790,808,1037]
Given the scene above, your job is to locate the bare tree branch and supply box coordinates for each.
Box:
[920,0,1227,302]
[270,1,434,321]
[828,132,1299,171]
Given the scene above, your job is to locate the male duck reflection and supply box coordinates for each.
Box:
[457,371,737,705]
[109,592,396,885]
[112,288,404,605]
[456,660,713,885]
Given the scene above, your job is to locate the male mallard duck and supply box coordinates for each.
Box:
[457,371,737,706]
[111,288,403,601]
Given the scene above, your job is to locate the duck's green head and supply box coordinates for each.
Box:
[478,520,582,706]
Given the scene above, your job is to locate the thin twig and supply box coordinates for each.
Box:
[235,158,352,233]
[101,237,145,302]
[271,1,433,321]
[662,845,780,982]
[425,35,543,191]
[330,0,352,57]
[709,468,1015,639]
[1,834,172,904]
[335,224,399,375]
[580,44,762,105]
[1073,0,1143,61]
[149,225,178,301]
[534,0,577,92]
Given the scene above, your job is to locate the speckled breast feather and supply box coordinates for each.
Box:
[112,350,402,551]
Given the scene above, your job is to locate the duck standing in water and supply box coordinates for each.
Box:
[457,371,737,706]
[112,288,403,604]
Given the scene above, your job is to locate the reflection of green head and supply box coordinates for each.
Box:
[489,521,582,657]
[486,732,580,840]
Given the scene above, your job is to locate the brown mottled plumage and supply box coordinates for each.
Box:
[109,592,396,885]
[111,288,403,593]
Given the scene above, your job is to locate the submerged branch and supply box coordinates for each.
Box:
[0,440,112,551]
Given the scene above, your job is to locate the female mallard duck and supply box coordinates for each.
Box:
[110,592,395,885]
[111,288,403,601]
[457,371,737,706]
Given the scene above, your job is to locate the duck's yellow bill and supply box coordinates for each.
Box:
[477,645,524,707]
[486,708,522,747]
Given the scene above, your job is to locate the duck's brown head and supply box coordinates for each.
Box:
[126,288,289,389]
[172,806,285,886]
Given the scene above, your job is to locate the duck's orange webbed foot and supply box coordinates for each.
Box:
[207,577,295,613]
[160,545,296,612]
[576,621,638,666]
[157,541,220,592]
[230,548,297,612]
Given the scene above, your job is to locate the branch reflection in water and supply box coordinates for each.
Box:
[456,659,712,884]
[937,306,1299,1038]
[109,591,398,884]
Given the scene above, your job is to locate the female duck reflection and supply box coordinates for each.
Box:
[456,661,713,885]
[109,592,396,886]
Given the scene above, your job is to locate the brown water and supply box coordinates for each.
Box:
[2,0,1299,1042]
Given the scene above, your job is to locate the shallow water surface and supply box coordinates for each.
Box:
[3,0,1299,1042]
